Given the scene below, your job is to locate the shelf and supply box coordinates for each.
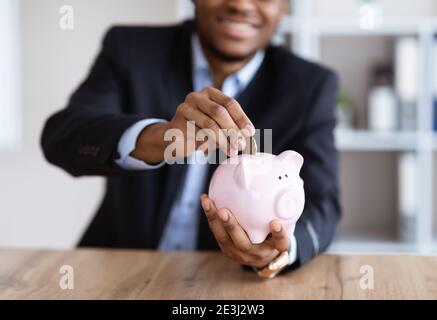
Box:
[335,129,418,151]
[328,239,437,254]
[281,16,437,36]
[327,231,436,254]
[328,224,437,254]
[327,240,418,254]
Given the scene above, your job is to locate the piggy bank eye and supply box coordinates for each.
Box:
[278,176,282,180]
[285,174,289,178]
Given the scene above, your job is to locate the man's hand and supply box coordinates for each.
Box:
[131,87,255,164]
[200,194,290,269]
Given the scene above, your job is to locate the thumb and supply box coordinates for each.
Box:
[270,220,290,252]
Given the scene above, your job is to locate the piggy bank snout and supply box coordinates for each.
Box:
[275,191,302,221]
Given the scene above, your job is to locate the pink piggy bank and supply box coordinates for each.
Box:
[208,151,305,244]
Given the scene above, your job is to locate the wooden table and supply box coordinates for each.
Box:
[0,249,436,299]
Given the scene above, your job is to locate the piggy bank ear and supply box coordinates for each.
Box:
[234,158,257,189]
[278,150,304,171]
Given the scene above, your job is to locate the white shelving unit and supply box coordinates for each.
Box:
[285,0,436,253]
[335,129,418,151]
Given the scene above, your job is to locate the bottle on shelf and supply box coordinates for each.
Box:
[398,152,417,243]
[395,37,419,131]
[368,65,398,131]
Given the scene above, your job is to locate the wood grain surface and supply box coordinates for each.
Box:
[0,249,436,299]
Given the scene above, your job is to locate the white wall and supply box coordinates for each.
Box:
[0,0,180,249]
[0,0,21,151]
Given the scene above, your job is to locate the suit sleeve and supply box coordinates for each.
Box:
[289,71,341,268]
[40,27,146,177]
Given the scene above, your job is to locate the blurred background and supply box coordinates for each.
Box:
[1,0,436,254]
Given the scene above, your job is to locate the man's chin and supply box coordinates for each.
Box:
[208,42,259,62]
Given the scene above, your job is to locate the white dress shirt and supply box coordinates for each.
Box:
[115,34,297,265]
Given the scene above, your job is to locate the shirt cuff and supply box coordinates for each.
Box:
[250,233,298,273]
[116,118,167,170]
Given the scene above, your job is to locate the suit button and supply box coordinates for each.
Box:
[90,146,100,157]
[78,144,87,155]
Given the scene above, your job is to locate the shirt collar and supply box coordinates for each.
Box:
[191,34,265,90]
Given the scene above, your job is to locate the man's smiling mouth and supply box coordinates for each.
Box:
[217,17,260,38]
[222,19,256,31]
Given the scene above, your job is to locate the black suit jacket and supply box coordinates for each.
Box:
[41,21,341,268]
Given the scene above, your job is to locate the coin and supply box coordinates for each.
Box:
[246,136,257,155]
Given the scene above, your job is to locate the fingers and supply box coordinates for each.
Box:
[195,95,245,153]
[176,88,255,158]
[251,250,280,269]
[181,105,231,155]
[200,195,232,246]
[224,246,279,269]
[182,90,250,155]
[217,208,253,252]
[201,194,287,268]
[270,220,290,252]
[203,87,255,136]
[195,94,239,133]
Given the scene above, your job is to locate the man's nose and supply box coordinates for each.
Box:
[225,0,257,14]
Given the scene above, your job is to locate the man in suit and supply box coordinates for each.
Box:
[41,0,340,275]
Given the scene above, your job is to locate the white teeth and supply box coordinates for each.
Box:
[222,20,253,31]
